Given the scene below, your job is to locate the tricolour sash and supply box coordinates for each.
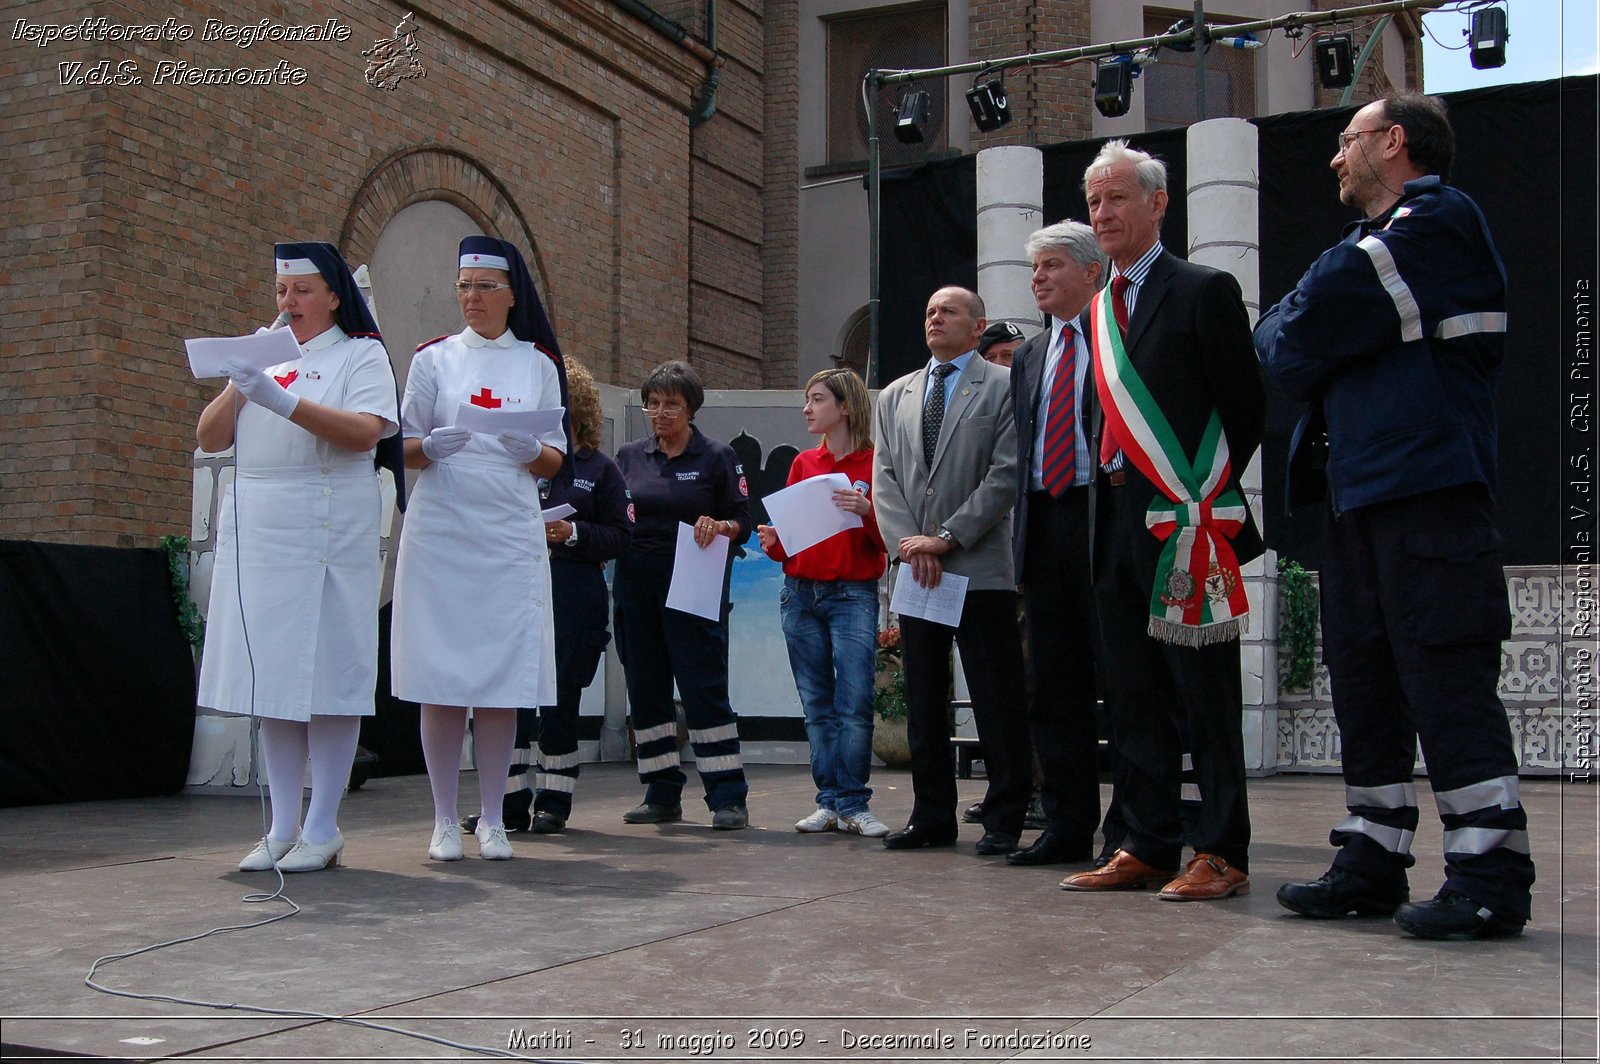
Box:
[1089,286,1249,646]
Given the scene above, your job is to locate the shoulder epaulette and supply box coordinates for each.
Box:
[415,335,450,352]
[349,331,383,340]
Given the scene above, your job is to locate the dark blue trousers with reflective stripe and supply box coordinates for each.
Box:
[613,550,747,812]
[503,559,612,821]
[1321,485,1535,921]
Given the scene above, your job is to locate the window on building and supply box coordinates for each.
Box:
[825,3,948,170]
[1141,9,1258,129]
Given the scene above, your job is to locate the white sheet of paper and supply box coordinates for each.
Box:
[185,328,302,379]
[762,473,863,556]
[452,402,565,437]
[541,503,576,522]
[889,563,969,627]
[665,522,731,621]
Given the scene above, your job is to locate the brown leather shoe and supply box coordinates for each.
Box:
[1059,849,1175,891]
[1157,853,1250,901]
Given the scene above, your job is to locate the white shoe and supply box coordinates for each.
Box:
[795,808,839,833]
[277,831,344,872]
[238,836,295,872]
[838,810,891,838]
[429,819,463,861]
[476,822,513,860]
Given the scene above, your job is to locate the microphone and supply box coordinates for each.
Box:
[267,310,292,331]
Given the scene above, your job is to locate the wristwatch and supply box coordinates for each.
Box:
[565,524,580,546]
[935,526,955,546]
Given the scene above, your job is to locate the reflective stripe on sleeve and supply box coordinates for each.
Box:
[1434,311,1507,340]
[1357,235,1423,343]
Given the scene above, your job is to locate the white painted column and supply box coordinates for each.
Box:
[975,146,1045,339]
[1187,117,1279,777]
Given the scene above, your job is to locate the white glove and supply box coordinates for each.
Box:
[498,431,543,465]
[421,425,472,462]
[225,360,299,420]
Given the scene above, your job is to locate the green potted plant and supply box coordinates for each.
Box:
[872,626,912,767]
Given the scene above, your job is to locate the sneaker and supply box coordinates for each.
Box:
[1393,889,1525,941]
[711,804,749,830]
[622,802,682,825]
[838,810,891,838]
[428,818,464,861]
[795,808,838,833]
[475,822,513,860]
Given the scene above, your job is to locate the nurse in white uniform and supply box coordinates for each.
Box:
[196,241,400,874]
[392,235,570,862]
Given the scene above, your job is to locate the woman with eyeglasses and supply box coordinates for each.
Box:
[196,241,400,874]
[612,360,752,830]
[756,368,890,838]
[391,235,570,862]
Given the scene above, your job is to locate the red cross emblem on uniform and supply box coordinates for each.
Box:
[274,370,298,388]
[470,387,502,408]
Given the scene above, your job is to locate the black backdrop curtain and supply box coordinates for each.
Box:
[1,540,196,806]
[880,75,1598,566]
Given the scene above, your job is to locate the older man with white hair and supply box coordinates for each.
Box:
[1057,141,1265,902]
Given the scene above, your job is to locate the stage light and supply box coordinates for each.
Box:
[1315,34,1354,88]
[965,74,1011,132]
[1093,60,1133,118]
[893,90,930,144]
[1469,6,1507,69]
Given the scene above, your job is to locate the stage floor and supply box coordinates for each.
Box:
[1,765,1594,1062]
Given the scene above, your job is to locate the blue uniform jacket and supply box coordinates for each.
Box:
[544,447,634,566]
[1254,175,1507,514]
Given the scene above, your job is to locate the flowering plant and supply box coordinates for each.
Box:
[873,627,907,722]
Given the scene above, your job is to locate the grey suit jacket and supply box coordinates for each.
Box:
[872,354,1018,592]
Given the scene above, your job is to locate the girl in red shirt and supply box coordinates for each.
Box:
[757,369,890,837]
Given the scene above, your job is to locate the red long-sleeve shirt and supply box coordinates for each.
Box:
[764,443,887,582]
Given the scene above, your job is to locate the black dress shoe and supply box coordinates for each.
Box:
[883,823,959,850]
[1393,890,1525,941]
[962,801,985,824]
[1006,829,1093,866]
[975,831,1019,856]
[1023,797,1049,831]
[1277,866,1409,919]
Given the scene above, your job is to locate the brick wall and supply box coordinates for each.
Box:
[967,0,1092,152]
[1,0,766,545]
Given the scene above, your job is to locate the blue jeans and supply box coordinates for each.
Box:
[779,577,877,816]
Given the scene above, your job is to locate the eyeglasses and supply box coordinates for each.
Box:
[1336,128,1386,153]
[644,400,686,418]
[455,281,514,295]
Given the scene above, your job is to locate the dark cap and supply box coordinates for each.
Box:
[977,321,1025,354]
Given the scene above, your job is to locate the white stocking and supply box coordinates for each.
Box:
[257,717,307,843]
[470,708,518,829]
[420,703,468,824]
[302,715,360,844]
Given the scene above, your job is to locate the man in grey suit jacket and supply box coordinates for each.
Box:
[873,285,1032,854]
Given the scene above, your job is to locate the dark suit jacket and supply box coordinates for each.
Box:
[1082,250,1266,569]
[1009,326,1074,585]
